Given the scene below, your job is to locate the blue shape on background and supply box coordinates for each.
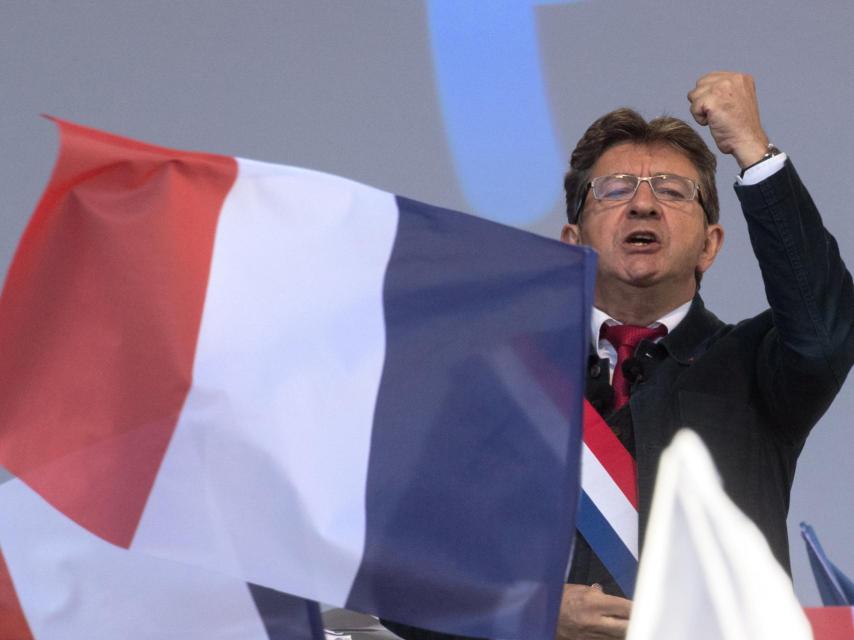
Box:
[801,522,854,607]
[427,1,579,226]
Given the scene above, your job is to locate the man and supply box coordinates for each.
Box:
[385,72,853,640]
[556,71,852,638]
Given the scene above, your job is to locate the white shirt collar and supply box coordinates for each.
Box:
[590,300,691,344]
[591,300,692,373]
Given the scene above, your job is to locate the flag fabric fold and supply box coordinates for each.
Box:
[0,119,596,640]
[626,429,812,640]
[0,478,323,640]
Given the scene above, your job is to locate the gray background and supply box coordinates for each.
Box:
[1,0,851,608]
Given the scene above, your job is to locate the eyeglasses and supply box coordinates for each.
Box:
[575,174,704,221]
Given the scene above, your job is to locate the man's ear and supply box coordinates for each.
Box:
[561,223,582,245]
[697,223,724,274]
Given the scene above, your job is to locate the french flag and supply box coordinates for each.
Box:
[0,119,596,639]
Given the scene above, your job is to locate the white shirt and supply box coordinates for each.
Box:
[738,152,787,186]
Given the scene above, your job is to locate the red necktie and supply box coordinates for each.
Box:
[600,323,667,410]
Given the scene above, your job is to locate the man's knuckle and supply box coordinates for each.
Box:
[578,617,596,631]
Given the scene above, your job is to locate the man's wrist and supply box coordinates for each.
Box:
[739,143,782,176]
[732,135,772,170]
[737,151,787,186]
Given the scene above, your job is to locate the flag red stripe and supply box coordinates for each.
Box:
[805,607,854,640]
[0,550,34,640]
[582,401,638,509]
[0,119,237,547]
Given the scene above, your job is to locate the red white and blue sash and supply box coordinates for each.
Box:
[578,400,638,595]
[498,340,640,596]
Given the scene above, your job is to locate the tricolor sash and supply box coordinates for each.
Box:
[502,338,640,595]
[503,338,639,596]
[578,400,639,595]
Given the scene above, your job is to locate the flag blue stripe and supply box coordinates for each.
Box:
[346,195,595,640]
[577,491,637,597]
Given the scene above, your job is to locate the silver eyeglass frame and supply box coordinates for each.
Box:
[574,174,706,223]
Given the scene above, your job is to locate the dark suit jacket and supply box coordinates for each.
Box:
[628,160,853,573]
[385,160,854,639]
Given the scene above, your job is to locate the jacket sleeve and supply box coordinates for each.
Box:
[735,159,854,444]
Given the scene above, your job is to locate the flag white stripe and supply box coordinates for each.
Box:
[0,480,270,640]
[581,443,638,558]
[134,158,399,604]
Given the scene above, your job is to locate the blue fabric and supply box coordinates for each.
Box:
[247,583,323,640]
[801,522,854,606]
[347,196,596,640]
[576,492,637,597]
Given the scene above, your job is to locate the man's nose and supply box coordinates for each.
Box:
[627,181,661,217]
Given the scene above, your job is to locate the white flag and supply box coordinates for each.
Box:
[626,429,812,640]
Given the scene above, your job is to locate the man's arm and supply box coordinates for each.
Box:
[689,71,854,444]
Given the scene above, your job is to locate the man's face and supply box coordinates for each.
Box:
[562,142,723,305]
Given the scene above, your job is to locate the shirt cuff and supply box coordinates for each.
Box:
[735,152,788,185]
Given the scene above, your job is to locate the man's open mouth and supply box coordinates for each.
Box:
[624,231,659,246]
